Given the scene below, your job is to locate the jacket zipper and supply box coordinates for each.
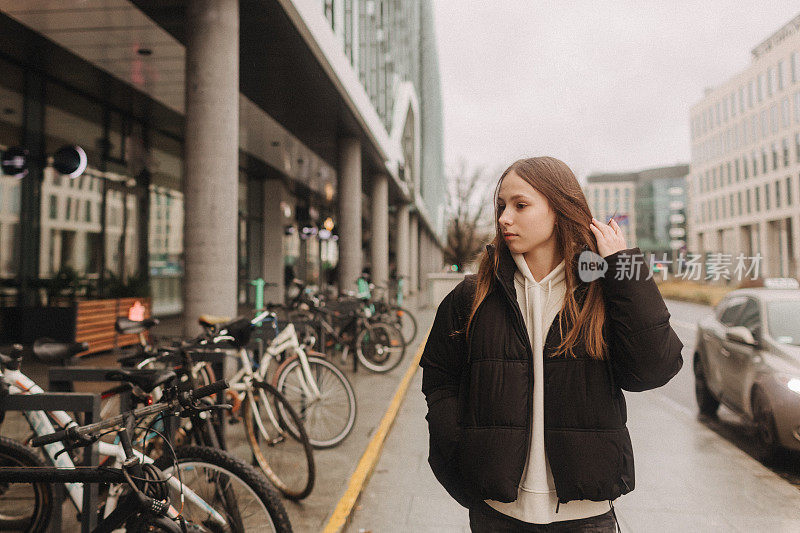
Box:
[495,272,568,502]
[494,272,537,491]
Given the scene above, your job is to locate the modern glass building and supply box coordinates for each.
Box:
[584,164,689,262]
[0,0,445,329]
[689,12,800,279]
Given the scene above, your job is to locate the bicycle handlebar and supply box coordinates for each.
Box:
[31,380,229,447]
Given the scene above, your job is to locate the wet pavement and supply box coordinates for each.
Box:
[347,298,800,533]
[5,295,800,532]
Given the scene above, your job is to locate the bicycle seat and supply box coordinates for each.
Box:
[115,317,159,335]
[198,314,232,328]
[32,338,89,364]
[104,368,176,393]
[215,317,253,347]
[0,344,24,362]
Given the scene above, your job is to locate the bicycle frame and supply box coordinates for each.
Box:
[1,367,228,526]
[217,315,322,401]
[199,315,323,449]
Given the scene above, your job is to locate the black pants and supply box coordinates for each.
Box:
[469,502,618,533]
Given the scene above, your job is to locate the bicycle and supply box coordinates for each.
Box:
[0,344,291,532]
[199,309,357,450]
[287,288,407,374]
[360,278,418,345]
[110,329,315,501]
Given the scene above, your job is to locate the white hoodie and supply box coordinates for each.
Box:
[484,253,611,523]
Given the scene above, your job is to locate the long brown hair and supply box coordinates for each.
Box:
[466,157,607,360]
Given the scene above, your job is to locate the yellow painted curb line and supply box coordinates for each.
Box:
[322,327,431,533]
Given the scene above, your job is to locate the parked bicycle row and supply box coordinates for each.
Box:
[0,277,418,532]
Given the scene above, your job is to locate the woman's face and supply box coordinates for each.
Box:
[497,171,557,255]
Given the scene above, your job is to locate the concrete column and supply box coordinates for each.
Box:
[51,231,62,275]
[418,231,426,295]
[337,137,362,292]
[419,231,427,274]
[768,221,781,278]
[434,240,444,272]
[370,173,389,289]
[333,0,345,45]
[780,218,790,277]
[395,203,410,293]
[182,0,239,335]
[263,179,289,304]
[74,231,87,273]
[738,225,753,283]
[350,0,360,67]
[731,226,741,266]
[791,215,800,278]
[757,222,769,278]
[409,214,419,293]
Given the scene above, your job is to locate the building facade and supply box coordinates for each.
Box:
[0,0,445,328]
[689,12,800,280]
[584,164,689,261]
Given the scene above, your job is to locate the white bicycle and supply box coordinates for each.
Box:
[196,309,358,449]
[0,343,291,532]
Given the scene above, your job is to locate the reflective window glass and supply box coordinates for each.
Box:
[0,57,24,280]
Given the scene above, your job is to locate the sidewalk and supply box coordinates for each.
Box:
[0,295,437,532]
[282,296,436,531]
[348,374,800,532]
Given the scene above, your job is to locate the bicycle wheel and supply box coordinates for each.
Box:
[289,312,330,352]
[355,322,406,373]
[391,306,417,345]
[273,355,357,448]
[153,445,292,533]
[0,436,53,532]
[243,381,315,500]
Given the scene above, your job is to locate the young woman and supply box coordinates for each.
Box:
[420,157,684,532]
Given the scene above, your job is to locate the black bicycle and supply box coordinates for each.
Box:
[282,281,407,373]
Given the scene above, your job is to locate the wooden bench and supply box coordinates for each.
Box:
[75,298,152,356]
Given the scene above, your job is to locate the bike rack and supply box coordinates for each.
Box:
[119,350,231,444]
[183,350,230,444]
[48,366,185,447]
[52,349,231,445]
[0,392,101,533]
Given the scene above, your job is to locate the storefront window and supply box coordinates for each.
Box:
[0,57,24,281]
[149,131,184,315]
[41,82,104,285]
[103,180,139,280]
[237,172,265,306]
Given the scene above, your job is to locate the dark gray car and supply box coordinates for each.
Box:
[694,286,800,457]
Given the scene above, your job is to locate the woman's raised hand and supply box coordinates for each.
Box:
[589,217,627,259]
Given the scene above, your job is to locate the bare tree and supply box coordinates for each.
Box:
[443,161,495,272]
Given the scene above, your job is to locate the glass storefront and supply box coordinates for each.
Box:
[40,82,104,285]
[0,57,24,285]
[238,172,264,305]
[0,63,187,313]
[148,131,184,315]
[1,48,328,316]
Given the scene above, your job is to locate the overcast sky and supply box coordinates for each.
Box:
[432,2,800,184]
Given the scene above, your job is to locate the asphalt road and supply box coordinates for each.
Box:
[663,298,800,489]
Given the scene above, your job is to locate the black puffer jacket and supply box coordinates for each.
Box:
[419,244,684,509]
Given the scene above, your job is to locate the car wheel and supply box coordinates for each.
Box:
[752,388,781,461]
[693,354,719,418]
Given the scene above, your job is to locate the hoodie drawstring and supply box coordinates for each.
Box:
[609,500,622,532]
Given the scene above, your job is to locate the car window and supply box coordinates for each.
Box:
[766,300,800,345]
[717,296,747,326]
[735,298,760,332]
